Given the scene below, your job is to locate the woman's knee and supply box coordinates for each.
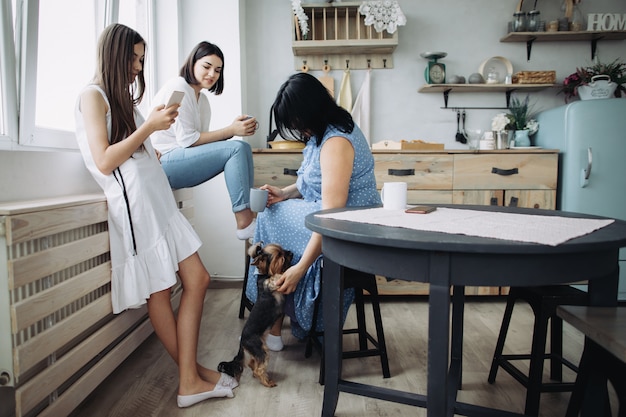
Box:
[179,254,211,290]
[232,139,252,154]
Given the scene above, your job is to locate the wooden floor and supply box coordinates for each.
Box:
[70,281,607,417]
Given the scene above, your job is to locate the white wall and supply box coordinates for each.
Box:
[1,0,625,278]
[241,0,626,149]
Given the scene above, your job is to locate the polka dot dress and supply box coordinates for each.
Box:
[246,124,381,339]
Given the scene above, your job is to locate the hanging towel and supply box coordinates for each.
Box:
[351,69,371,145]
[336,68,352,112]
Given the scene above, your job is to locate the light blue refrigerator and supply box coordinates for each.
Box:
[534,98,626,300]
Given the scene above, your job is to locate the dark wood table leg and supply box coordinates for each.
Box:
[451,285,465,392]
[428,252,452,417]
[322,258,344,417]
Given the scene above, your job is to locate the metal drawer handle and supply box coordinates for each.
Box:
[491,167,519,176]
[283,168,298,176]
[388,168,415,176]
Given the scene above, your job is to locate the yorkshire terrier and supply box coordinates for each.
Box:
[218,242,293,387]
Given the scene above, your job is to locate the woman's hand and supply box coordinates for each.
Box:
[275,263,307,294]
[146,104,179,132]
[231,115,258,137]
[261,184,287,206]
[261,183,301,207]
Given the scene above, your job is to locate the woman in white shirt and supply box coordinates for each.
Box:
[151,41,257,240]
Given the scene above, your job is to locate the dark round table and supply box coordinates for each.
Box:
[306,204,626,417]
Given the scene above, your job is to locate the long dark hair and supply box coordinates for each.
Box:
[179,41,225,95]
[272,72,354,146]
[94,23,146,145]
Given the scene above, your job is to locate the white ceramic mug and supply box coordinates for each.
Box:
[250,188,269,212]
[380,182,407,210]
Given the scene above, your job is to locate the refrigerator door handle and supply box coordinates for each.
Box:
[580,147,592,188]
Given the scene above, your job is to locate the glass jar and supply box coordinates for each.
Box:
[513,11,527,32]
[571,4,584,31]
[527,10,541,32]
[486,67,499,84]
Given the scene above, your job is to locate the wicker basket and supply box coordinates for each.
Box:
[512,70,556,84]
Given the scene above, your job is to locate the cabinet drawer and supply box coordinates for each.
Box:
[373,154,453,190]
[408,190,453,205]
[452,189,556,209]
[252,152,303,188]
[453,153,557,190]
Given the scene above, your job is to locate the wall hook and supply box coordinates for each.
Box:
[346,59,350,69]
[383,59,387,68]
[367,59,371,69]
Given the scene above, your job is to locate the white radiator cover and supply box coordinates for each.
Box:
[0,190,191,417]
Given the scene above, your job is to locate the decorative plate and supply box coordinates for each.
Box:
[478,56,514,84]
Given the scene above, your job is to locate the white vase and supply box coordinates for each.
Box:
[514,130,531,147]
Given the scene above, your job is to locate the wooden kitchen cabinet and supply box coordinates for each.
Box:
[252,149,303,188]
[452,153,557,209]
[252,148,558,296]
[452,152,557,295]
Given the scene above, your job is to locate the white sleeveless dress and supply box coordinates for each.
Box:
[75,85,202,313]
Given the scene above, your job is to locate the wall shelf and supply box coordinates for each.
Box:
[500,30,626,60]
[418,83,559,108]
[292,2,398,70]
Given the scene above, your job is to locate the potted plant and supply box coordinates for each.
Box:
[560,59,626,103]
[492,94,539,148]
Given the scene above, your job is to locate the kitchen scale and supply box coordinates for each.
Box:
[420,52,447,84]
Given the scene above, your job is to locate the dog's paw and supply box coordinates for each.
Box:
[261,378,277,388]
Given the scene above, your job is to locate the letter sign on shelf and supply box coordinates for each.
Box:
[587,13,626,31]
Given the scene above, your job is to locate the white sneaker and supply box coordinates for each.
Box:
[236,218,256,240]
[266,334,284,352]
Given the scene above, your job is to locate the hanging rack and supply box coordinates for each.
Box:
[292,54,393,71]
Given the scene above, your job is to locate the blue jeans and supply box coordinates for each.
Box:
[160,140,254,212]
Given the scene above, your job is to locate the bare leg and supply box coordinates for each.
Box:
[235,208,255,230]
[147,252,221,395]
[269,315,284,337]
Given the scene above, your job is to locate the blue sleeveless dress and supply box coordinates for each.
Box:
[246,124,381,339]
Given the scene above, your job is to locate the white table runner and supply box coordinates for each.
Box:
[316,207,614,246]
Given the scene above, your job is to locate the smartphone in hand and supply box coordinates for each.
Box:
[405,206,437,214]
[165,91,184,108]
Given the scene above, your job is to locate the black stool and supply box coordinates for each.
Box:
[238,240,254,318]
[557,306,623,417]
[305,267,391,384]
[488,285,588,416]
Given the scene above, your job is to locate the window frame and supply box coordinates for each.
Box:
[8,0,157,150]
[0,0,19,148]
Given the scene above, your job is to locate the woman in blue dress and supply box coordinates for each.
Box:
[246,72,381,351]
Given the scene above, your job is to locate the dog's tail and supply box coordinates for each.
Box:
[218,346,245,380]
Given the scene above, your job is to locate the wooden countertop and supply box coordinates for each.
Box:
[252,148,558,154]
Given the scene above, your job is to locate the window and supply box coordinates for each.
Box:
[0,0,18,146]
[16,0,154,149]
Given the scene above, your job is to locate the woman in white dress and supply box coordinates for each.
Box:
[75,23,237,408]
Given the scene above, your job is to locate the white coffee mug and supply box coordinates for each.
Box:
[380,182,407,210]
[250,188,269,212]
